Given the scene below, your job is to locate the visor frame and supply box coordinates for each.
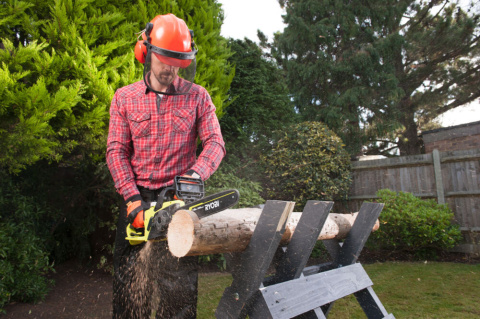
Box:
[148,43,197,61]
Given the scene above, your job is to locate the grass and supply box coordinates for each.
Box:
[197,262,480,318]
[197,272,233,318]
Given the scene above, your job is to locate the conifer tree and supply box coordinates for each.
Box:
[273,0,480,155]
[220,38,297,179]
[0,0,233,173]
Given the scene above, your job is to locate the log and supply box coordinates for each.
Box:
[167,208,380,258]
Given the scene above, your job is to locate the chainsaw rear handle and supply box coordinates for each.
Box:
[153,175,205,211]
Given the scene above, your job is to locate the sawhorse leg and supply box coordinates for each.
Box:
[320,202,384,317]
[248,201,334,319]
[215,200,295,319]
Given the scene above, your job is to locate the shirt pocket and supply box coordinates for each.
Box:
[173,108,195,133]
[128,112,151,137]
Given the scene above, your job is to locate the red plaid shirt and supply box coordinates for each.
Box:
[106,79,225,201]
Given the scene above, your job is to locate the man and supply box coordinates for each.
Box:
[106,13,225,318]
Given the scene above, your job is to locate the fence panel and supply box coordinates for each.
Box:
[347,149,480,253]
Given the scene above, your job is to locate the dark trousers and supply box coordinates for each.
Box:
[112,189,199,319]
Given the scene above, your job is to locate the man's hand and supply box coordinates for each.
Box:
[126,195,149,228]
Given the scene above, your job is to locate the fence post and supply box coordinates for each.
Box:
[432,149,445,204]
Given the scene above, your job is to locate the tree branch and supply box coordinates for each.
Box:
[399,0,448,33]
[438,91,480,116]
[428,63,480,97]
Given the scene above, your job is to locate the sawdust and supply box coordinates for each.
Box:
[123,241,162,318]
[114,238,199,318]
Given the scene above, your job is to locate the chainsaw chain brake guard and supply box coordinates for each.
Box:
[174,175,204,203]
[146,202,179,239]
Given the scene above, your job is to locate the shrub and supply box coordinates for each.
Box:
[370,189,462,258]
[0,222,53,311]
[263,121,351,209]
[205,167,265,208]
[0,177,54,312]
[11,160,120,265]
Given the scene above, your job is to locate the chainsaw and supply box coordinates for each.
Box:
[126,176,240,245]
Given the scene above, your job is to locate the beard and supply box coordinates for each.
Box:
[153,70,176,88]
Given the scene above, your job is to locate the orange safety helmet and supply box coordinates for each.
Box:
[134,14,197,68]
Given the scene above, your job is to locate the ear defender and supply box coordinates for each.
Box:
[134,39,147,64]
[134,23,153,64]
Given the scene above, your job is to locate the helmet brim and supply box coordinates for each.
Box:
[154,53,192,68]
[149,44,196,68]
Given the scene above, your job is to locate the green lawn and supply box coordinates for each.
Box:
[198,262,480,318]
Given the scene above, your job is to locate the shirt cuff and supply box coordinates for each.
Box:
[119,182,141,202]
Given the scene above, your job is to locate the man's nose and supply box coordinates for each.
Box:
[164,64,176,71]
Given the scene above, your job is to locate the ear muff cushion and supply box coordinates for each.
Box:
[134,41,147,64]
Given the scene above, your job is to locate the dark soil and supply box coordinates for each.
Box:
[1,260,113,319]
[2,251,478,319]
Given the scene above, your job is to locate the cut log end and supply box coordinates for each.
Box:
[167,209,197,257]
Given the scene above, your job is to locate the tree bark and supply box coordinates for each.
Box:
[398,98,422,155]
[166,208,379,257]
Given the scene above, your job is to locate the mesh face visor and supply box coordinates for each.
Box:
[143,44,197,95]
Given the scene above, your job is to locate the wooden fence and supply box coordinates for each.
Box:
[347,148,480,254]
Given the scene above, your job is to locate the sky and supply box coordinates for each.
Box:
[217,0,480,128]
[218,0,286,42]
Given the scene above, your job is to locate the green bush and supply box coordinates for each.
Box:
[0,177,54,312]
[370,189,462,257]
[10,160,119,265]
[263,122,351,209]
[205,166,265,208]
[0,222,53,311]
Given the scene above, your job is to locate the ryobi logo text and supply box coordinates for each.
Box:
[205,200,220,211]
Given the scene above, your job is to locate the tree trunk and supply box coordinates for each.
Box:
[166,208,379,257]
[398,98,422,155]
